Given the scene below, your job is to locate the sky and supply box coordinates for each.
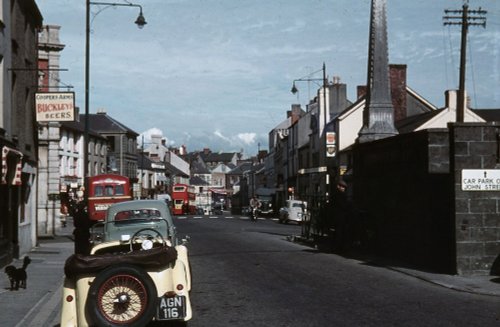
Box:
[35,0,500,157]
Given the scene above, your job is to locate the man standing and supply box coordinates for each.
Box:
[331,180,352,251]
[73,200,91,255]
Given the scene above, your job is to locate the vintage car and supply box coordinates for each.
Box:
[61,200,192,327]
[279,199,307,224]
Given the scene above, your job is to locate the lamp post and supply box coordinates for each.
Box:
[291,63,329,200]
[291,63,327,137]
[84,1,146,201]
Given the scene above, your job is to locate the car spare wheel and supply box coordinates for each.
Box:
[87,264,157,327]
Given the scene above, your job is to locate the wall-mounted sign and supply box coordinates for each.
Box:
[35,92,75,122]
[326,132,336,157]
[462,169,500,191]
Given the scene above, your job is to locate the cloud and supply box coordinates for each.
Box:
[139,128,175,147]
[237,133,257,145]
[214,130,232,143]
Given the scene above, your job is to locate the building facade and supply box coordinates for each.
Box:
[0,0,42,265]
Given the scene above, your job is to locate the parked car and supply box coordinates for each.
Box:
[61,200,192,327]
[258,199,274,216]
[279,199,307,224]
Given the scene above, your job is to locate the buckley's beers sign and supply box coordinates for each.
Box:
[35,92,75,122]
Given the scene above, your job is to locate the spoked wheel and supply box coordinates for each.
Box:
[87,265,157,327]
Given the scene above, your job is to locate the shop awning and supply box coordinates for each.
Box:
[2,146,23,185]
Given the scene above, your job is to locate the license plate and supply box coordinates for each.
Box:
[157,295,186,320]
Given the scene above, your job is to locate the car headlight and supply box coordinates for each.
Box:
[141,239,154,250]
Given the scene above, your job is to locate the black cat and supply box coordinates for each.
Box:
[4,256,31,291]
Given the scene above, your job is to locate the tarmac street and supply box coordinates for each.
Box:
[1,218,500,327]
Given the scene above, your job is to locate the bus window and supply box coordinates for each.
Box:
[115,185,125,195]
[95,186,104,197]
[105,185,114,196]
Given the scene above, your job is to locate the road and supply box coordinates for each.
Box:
[176,214,500,327]
[2,213,499,327]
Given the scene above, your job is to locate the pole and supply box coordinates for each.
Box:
[141,135,144,198]
[322,62,327,136]
[443,4,487,123]
[84,0,90,202]
[322,62,329,199]
[457,4,468,123]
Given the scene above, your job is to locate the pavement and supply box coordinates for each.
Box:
[1,229,500,327]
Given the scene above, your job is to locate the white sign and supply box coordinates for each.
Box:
[325,132,336,157]
[461,169,500,191]
[326,132,336,145]
[35,92,75,122]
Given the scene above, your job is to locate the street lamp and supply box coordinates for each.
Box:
[290,63,327,136]
[84,1,146,201]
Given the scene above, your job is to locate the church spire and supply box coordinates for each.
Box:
[358,0,398,143]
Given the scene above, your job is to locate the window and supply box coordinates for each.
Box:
[107,136,115,152]
[95,186,104,196]
[115,185,125,195]
[105,185,114,196]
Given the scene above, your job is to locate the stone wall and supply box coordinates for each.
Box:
[450,123,500,275]
[352,123,500,275]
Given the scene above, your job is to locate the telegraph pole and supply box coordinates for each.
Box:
[443,2,487,122]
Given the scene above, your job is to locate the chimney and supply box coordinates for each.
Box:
[179,145,187,155]
[445,90,458,111]
[288,104,303,124]
[151,134,162,145]
[357,85,367,99]
[390,64,407,122]
[328,83,349,117]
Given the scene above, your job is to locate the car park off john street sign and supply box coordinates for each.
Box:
[462,169,500,191]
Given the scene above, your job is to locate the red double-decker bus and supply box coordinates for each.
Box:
[171,183,196,215]
[87,174,132,221]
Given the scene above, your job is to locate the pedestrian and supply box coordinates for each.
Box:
[331,180,353,252]
[249,195,261,209]
[249,195,261,220]
[73,199,91,255]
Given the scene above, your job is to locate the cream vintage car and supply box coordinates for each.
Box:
[60,200,192,327]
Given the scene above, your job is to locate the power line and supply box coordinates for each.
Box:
[443,4,487,121]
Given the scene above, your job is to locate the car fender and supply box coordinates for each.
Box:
[60,278,78,327]
[175,245,192,291]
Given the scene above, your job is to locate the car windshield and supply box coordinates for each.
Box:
[292,203,305,209]
[113,209,162,222]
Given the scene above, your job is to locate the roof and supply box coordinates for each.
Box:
[189,175,209,186]
[395,109,443,134]
[60,119,107,140]
[190,159,210,174]
[228,162,253,175]
[474,109,500,122]
[200,152,237,163]
[83,112,139,136]
[165,161,189,178]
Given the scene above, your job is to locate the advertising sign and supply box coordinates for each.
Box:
[326,132,336,157]
[35,92,75,122]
